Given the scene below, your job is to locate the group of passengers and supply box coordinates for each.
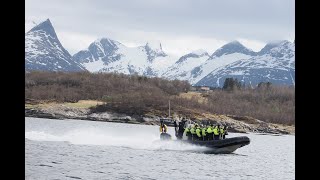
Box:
[160,118,229,141]
[172,118,228,141]
[183,123,228,141]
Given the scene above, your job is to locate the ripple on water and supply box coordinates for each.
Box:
[25,117,295,180]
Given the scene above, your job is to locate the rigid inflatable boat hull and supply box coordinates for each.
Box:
[204,144,245,154]
[157,135,250,153]
[180,136,250,153]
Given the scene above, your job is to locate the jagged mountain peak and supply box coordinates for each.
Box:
[258,40,294,56]
[212,40,255,57]
[25,19,85,72]
[259,40,289,52]
[72,37,123,67]
[28,19,57,39]
[90,37,122,50]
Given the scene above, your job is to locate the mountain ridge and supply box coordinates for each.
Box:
[25,19,295,87]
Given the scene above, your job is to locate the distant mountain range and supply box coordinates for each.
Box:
[25,19,295,87]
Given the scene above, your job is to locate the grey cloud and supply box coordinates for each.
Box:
[26,0,294,54]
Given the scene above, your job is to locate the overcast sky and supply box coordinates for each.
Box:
[25,0,295,56]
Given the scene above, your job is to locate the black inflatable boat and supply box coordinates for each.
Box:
[182,136,250,153]
[160,133,250,154]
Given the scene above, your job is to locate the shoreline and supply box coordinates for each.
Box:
[25,103,295,135]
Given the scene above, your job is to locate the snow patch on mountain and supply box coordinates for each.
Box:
[83,59,105,72]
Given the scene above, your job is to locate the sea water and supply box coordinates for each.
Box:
[25,117,294,180]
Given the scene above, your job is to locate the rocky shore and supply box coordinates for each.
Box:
[25,101,294,135]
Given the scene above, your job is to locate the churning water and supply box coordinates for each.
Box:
[25,117,294,180]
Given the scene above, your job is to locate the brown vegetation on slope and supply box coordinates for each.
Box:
[172,86,294,125]
[25,71,189,102]
[25,71,294,125]
[204,87,295,125]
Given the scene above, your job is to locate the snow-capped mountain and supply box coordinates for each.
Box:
[194,40,295,87]
[72,38,123,72]
[25,19,295,87]
[171,41,256,84]
[73,39,177,76]
[161,49,210,79]
[25,19,85,71]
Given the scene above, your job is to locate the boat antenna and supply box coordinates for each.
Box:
[168,100,170,118]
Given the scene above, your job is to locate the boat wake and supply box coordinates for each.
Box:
[25,128,209,152]
[150,140,210,152]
